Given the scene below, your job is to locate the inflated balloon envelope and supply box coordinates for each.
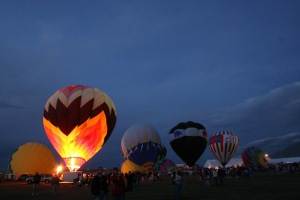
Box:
[169,121,208,167]
[208,131,239,167]
[43,85,117,172]
[121,159,146,174]
[10,142,57,175]
[242,146,268,167]
[121,124,163,171]
[154,158,177,172]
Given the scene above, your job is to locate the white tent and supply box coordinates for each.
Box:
[203,157,243,168]
[268,157,300,164]
[203,157,300,168]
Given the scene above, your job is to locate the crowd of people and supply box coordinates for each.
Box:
[191,161,300,188]
[88,167,188,200]
[27,161,300,199]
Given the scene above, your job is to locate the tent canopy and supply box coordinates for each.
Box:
[268,157,300,164]
[204,156,300,168]
[203,157,243,168]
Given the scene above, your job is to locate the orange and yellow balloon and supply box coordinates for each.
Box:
[10,142,57,175]
[43,85,117,171]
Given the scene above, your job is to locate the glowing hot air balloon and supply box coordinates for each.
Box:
[208,131,239,167]
[43,85,117,171]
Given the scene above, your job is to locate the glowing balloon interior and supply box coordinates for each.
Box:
[43,85,117,171]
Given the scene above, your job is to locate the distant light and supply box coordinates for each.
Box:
[265,154,268,157]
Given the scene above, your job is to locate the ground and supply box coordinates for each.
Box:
[0,172,299,200]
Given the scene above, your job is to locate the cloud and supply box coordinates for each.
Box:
[0,102,24,109]
[246,132,300,148]
[206,82,300,133]
[201,82,300,154]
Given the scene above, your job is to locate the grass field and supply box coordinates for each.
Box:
[0,172,299,199]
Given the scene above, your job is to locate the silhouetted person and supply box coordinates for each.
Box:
[32,172,41,196]
[174,171,184,200]
[91,167,108,200]
[51,174,60,196]
[110,167,126,200]
[126,171,133,191]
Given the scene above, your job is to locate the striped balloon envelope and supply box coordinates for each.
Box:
[43,85,117,172]
[208,131,239,167]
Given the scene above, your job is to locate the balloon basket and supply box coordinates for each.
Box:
[63,157,86,172]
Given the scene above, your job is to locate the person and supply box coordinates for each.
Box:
[205,171,211,188]
[91,167,108,200]
[135,171,141,186]
[244,168,250,179]
[73,173,81,186]
[32,172,41,196]
[51,173,60,196]
[174,170,184,200]
[212,169,218,186]
[125,171,133,192]
[131,171,136,188]
[218,168,225,184]
[171,170,176,184]
[110,167,126,200]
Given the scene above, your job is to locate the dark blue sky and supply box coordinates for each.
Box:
[1,1,300,170]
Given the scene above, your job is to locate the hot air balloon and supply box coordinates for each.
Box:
[121,159,146,174]
[154,158,177,172]
[169,121,207,167]
[158,143,167,161]
[121,124,162,171]
[43,85,117,171]
[208,131,239,167]
[242,147,268,167]
[9,142,57,175]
